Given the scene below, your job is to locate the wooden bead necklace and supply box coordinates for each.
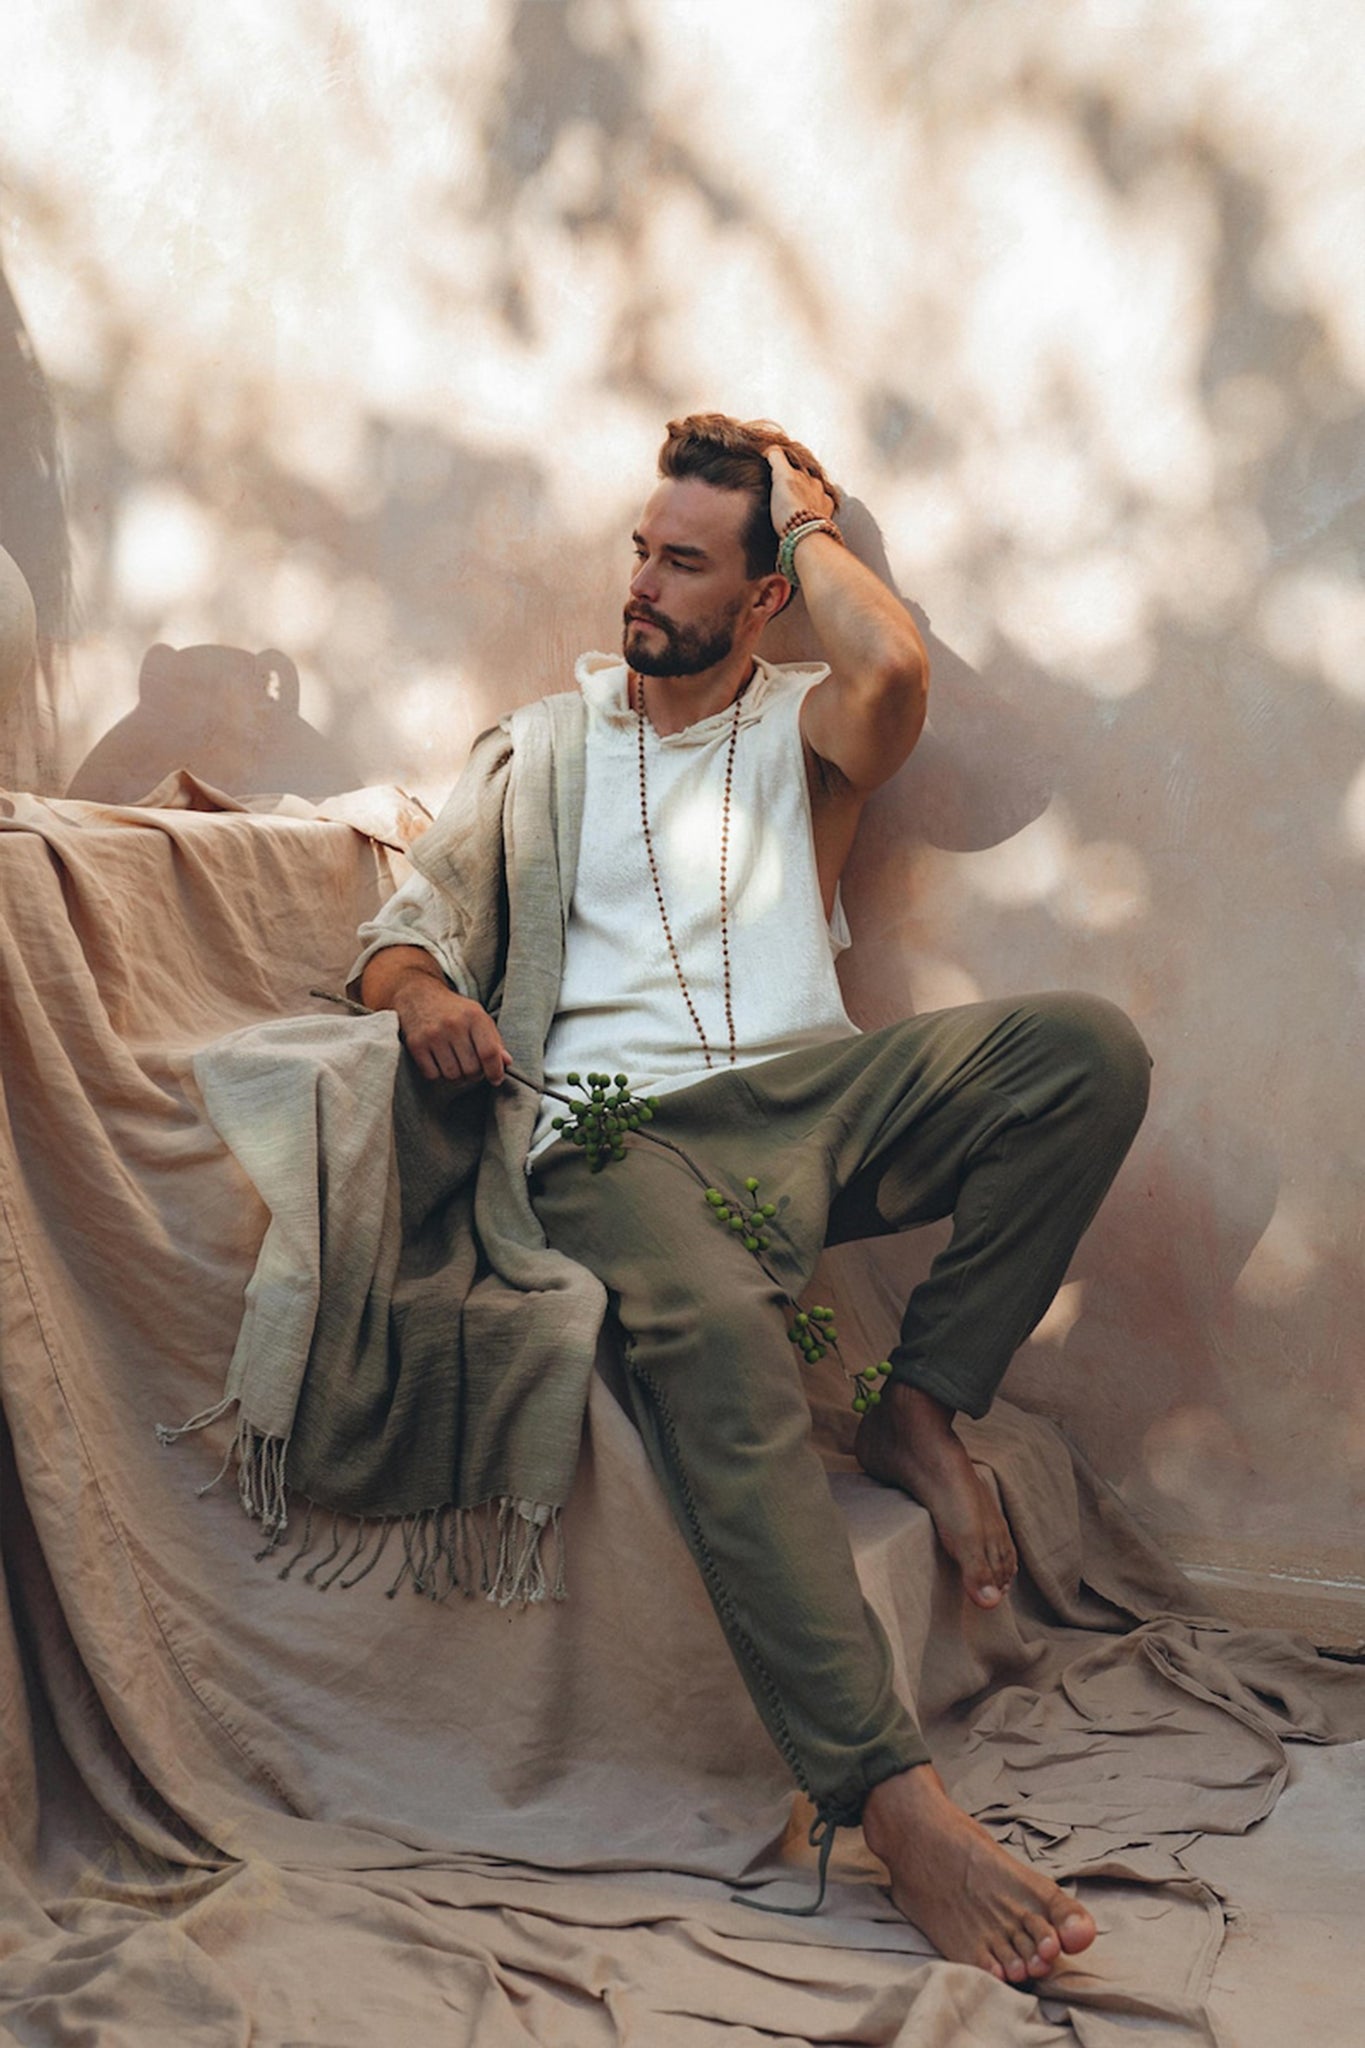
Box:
[634,672,742,1069]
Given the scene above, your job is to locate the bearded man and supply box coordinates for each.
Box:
[355,413,1150,1983]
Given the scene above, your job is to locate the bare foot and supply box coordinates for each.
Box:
[855,1383,1017,1608]
[864,1764,1096,1982]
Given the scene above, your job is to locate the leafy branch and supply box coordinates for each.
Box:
[306,1000,891,1414]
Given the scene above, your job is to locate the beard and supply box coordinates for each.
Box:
[623,595,744,677]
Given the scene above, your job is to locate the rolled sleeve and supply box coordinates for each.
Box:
[346,869,478,1000]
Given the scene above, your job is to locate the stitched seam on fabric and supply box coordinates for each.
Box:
[628,1359,821,1804]
[0,1155,304,1816]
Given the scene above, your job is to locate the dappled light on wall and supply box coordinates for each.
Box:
[2,0,1363,1610]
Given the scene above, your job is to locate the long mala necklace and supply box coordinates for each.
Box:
[635,673,742,1068]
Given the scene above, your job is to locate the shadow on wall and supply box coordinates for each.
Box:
[12,0,1365,1569]
[65,643,360,802]
[0,260,69,789]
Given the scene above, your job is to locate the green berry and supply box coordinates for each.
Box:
[743,1235,758,1251]
[729,1217,745,1232]
[760,1203,776,1219]
[638,1107,653,1123]
[744,1177,760,1193]
[853,1394,868,1413]
[867,1388,882,1405]
[615,1073,628,1087]
[566,1071,580,1085]
[705,1189,724,1206]
[875,1360,892,1377]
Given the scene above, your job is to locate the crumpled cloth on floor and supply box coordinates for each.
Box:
[3,792,1362,2048]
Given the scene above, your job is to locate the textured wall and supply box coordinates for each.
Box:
[3,0,1362,1632]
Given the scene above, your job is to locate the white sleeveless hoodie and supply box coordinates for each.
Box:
[531,652,859,1157]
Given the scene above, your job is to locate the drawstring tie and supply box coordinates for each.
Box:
[732,1811,839,1918]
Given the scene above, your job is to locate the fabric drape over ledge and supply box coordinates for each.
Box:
[2,787,1362,2048]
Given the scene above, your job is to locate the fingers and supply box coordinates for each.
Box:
[421,1028,508,1089]
[468,1009,511,1086]
[396,987,509,1090]
[765,444,833,515]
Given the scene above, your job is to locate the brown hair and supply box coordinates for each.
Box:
[657,412,840,578]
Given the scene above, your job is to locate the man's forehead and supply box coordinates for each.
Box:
[635,476,749,557]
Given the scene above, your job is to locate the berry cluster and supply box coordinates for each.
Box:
[552,1071,659,1172]
[851,1359,894,1413]
[704,1175,776,1254]
[790,1303,838,1361]
[704,1175,874,1410]
[549,1073,897,1417]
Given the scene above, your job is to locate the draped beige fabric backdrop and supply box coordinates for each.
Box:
[2,0,1362,1640]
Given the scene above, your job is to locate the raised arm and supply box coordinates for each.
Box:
[768,447,928,795]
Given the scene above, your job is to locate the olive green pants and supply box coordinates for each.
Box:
[530,994,1151,1827]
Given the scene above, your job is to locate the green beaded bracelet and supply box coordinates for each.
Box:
[776,516,843,589]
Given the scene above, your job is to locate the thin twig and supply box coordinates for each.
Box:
[308,986,371,1017]
[307,999,855,1384]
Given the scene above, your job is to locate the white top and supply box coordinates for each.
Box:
[530,652,859,1158]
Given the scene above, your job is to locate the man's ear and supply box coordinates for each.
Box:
[754,572,794,623]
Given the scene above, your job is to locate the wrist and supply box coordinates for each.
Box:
[388,957,450,1012]
[776,516,843,590]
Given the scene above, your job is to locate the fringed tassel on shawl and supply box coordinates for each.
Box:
[156,1400,564,1606]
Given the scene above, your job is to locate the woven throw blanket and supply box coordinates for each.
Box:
[162,693,607,1603]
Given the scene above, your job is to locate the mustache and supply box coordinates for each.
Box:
[624,603,672,631]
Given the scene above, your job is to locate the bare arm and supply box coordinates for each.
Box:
[360,944,509,1088]
[768,447,929,795]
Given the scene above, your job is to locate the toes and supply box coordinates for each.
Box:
[984,1527,1016,1594]
[1023,1915,1060,1965]
[992,1934,1028,1983]
[1009,1925,1041,1978]
[1057,1905,1097,1954]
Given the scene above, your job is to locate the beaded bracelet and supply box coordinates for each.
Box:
[777,516,843,589]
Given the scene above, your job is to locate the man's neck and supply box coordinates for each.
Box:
[629,653,757,736]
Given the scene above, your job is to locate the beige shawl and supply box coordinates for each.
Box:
[161,691,602,1603]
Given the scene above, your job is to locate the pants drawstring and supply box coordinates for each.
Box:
[732,1809,839,1918]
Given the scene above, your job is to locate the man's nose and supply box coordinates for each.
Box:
[629,557,658,601]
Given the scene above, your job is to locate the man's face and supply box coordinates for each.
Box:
[623,477,757,678]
